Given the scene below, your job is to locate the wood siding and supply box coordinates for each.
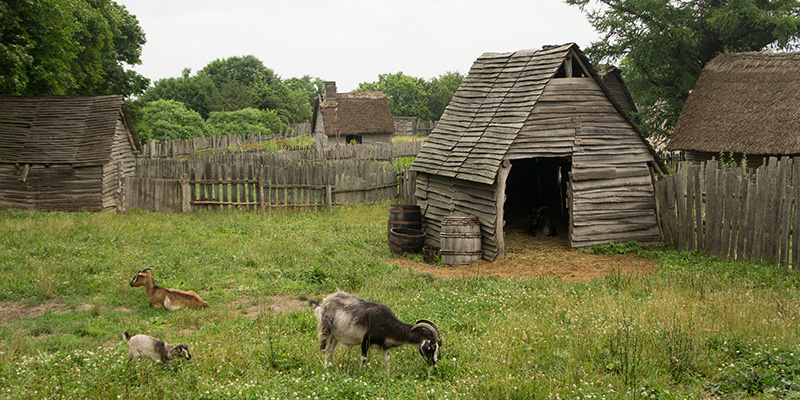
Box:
[514,78,659,247]
[410,46,661,258]
[0,164,103,211]
[101,116,139,210]
[414,172,502,260]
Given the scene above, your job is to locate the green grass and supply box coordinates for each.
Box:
[2,202,800,399]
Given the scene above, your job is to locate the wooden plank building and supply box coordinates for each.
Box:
[410,43,665,259]
[667,51,800,167]
[312,82,395,152]
[0,95,141,211]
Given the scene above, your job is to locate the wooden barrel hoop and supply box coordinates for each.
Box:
[388,227,426,254]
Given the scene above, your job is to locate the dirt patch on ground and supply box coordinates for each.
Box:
[390,230,658,282]
[0,300,92,325]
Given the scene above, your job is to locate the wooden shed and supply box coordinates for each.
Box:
[312,81,395,152]
[410,43,664,259]
[667,51,800,167]
[0,95,141,211]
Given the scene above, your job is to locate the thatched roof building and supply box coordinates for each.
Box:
[312,82,395,151]
[668,51,800,165]
[0,95,141,211]
[411,43,663,258]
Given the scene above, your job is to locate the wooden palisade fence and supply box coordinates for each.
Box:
[655,157,799,268]
[126,144,421,212]
[141,122,312,159]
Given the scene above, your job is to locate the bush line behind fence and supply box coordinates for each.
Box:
[655,157,800,268]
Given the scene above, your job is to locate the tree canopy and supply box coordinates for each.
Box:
[135,56,321,125]
[566,0,800,140]
[0,0,148,96]
[356,71,464,121]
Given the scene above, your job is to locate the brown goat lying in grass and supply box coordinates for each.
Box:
[129,266,208,310]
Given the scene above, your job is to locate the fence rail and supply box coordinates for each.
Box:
[655,157,799,268]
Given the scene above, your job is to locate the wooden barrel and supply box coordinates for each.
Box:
[388,204,422,233]
[440,215,481,265]
[388,227,426,254]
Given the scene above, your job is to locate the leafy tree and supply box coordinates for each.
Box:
[135,99,208,142]
[200,55,278,89]
[357,72,433,120]
[136,55,320,126]
[356,71,464,121]
[0,0,148,96]
[566,0,800,139]
[284,75,325,103]
[427,72,464,121]
[206,108,285,136]
[136,68,216,118]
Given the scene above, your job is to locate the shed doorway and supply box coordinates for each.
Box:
[503,157,571,236]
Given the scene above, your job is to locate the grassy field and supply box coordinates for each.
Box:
[1,201,800,399]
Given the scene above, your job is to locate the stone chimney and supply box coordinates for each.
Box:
[324,81,337,102]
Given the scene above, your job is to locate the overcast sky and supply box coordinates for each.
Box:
[118,0,600,92]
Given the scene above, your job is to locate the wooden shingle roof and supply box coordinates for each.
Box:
[411,44,576,184]
[667,51,800,155]
[0,95,140,166]
[313,91,395,136]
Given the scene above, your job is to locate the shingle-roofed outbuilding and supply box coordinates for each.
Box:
[0,95,141,211]
[411,43,664,258]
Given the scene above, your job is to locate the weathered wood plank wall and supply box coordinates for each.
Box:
[655,157,799,268]
[511,78,660,248]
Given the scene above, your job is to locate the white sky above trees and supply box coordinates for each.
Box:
[118,0,600,92]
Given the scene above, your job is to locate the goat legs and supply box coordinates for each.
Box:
[320,337,337,367]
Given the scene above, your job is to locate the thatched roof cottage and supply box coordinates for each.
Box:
[0,95,141,211]
[667,51,800,166]
[312,82,395,152]
[411,43,664,259]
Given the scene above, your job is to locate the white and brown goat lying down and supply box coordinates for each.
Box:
[129,266,208,310]
[314,291,442,367]
[123,331,191,364]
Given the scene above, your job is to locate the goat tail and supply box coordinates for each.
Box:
[123,331,131,342]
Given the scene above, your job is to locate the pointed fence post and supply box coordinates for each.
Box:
[180,174,190,213]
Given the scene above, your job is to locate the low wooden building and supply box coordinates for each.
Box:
[312,82,395,152]
[667,51,800,167]
[411,43,664,259]
[0,95,141,211]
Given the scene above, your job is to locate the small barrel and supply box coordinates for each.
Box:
[388,204,422,233]
[440,215,482,265]
[388,227,426,254]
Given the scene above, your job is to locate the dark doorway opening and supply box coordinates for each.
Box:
[503,157,571,235]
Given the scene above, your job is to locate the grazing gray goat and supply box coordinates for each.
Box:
[122,331,191,364]
[314,291,442,368]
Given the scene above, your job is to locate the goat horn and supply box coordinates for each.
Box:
[140,266,153,273]
[414,319,440,337]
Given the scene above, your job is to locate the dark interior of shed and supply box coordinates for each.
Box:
[503,157,571,235]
